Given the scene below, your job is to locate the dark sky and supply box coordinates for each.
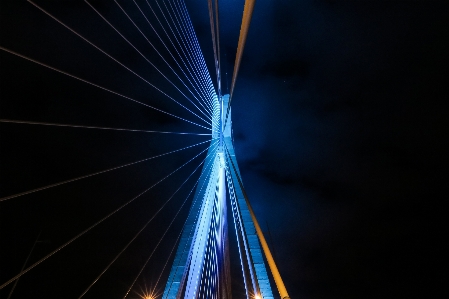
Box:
[1,0,448,299]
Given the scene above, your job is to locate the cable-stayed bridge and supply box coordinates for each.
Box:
[0,1,289,299]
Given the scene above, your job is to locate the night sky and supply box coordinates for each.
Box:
[1,1,448,299]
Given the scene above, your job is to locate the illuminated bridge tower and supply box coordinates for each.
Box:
[161,94,278,299]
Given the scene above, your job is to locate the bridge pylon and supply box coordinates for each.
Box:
[161,94,289,299]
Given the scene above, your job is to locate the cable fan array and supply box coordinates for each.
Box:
[1,0,218,298]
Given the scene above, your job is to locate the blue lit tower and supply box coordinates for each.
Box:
[162,93,276,299]
[162,0,290,297]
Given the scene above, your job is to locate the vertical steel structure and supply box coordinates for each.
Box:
[162,94,277,299]
[163,0,289,298]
